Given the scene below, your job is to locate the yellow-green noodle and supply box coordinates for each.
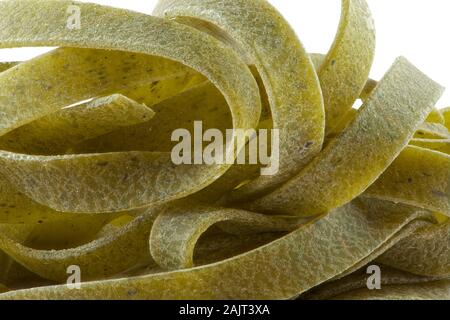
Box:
[0,0,447,300]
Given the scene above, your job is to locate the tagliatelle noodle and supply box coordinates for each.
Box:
[0,209,156,282]
[71,82,232,154]
[155,0,326,201]
[414,123,450,139]
[0,0,448,300]
[0,0,261,213]
[302,265,445,300]
[0,62,18,73]
[0,47,188,136]
[245,58,444,216]
[363,146,450,217]
[0,94,155,155]
[377,222,450,277]
[331,280,450,300]
[410,139,450,154]
[442,107,450,128]
[315,0,375,134]
[426,109,446,125]
[0,199,440,299]
[150,204,305,271]
[330,217,434,281]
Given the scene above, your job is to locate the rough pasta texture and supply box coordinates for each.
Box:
[0,0,448,300]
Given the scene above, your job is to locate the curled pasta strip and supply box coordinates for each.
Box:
[377,222,450,277]
[302,265,445,300]
[331,280,450,300]
[414,123,450,139]
[363,146,450,217]
[332,217,434,281]
[0,0,447,300]
[150,204,304,270]
[72,82,232,154]
[0,62,18,73]
[0,0,261,213]
[410,138,450,154]
[0,93,155,155]
[0,199,437,299]
[315,0,375,134]
[0,210,157,282]
[442,107,450,127]
[156,0,326,199]
[245,58,444,216]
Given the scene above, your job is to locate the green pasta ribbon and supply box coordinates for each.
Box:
[0,0,448,300]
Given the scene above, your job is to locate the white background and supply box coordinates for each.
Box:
[1,0,449,108]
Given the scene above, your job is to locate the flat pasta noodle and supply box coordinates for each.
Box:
[363,146,450,217]
[0,94,155,155]
[155,0,326,200]
[331,280,450,300]
[150,204,305,270]
[0,62,18,73]
[326,108,358,140]
[414,123,450,139]
[0,209,157,282]
[0,0,261,213]
[377,222,450,277]
[357,77,444,126]
[243,58,444,216]
[0,0,447,301]
[331,218,434,280]
[410,138,450,154]
[360,79,379,102]
[0,199,438,299]
[0,48,188,135]
[0,175,80,224]
[0,284,8,293]
[72,82,233,154]
[315,0,375,134]
[17,213,126,250]
[427,108,446,125]
[443,107,450,128]
[302,265,445,300]
[193,232,286,268]
[299,0,376,135]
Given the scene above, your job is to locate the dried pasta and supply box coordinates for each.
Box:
[0,0,447,300]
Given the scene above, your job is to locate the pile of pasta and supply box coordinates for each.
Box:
[0,0,448,300]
